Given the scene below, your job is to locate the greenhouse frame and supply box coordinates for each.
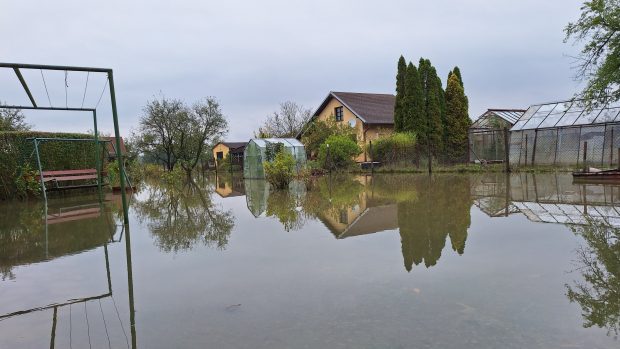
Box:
[508,99,620,168]
[468,109,525,162]
[243,138,306,179]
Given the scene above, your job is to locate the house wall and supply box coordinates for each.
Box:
[212,144,230,162]
[314,97,393,162]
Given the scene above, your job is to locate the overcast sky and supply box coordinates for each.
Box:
[2,0,586,140]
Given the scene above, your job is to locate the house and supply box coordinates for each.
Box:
[302,91,396,162]
[212,141,247,165]
[101,136,127,160]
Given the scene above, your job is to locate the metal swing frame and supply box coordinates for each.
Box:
[0,62,129,225]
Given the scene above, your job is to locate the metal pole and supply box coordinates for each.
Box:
[92,110,103,193]
[524,134,528,167]
[33,139,47,201]
[610,128,614,167]
[107,70,130,225]
[553,128,559,166]
[124,224,138,349]
[531,130,538,166]
[504,127,510,172]
[583,141,588,172]
[617,148,620,170]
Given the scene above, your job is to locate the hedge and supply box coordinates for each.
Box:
[0,131,106,199]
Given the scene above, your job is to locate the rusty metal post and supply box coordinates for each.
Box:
[524,134,528,167]
[610,128,615,166]
[583,141,588,172]
[531,130,538,166]
[504,127,510,172]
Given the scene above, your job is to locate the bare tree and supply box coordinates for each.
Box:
[259,101,312,138]
[136,95,187,170]
[175,97,228,173]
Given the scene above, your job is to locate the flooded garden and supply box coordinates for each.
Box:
[1,173,618,348]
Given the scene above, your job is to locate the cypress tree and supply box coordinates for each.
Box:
[444,73,471,162]
[452,66,464,88]
[402,62,424,134]
[418,58,443,155]
[394,56,407,131]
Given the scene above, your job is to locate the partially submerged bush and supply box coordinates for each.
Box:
[301,119,357,158]
[264,150,296,189]
[14,164,40,198]
[368,132,416,164]
[318,135,361,170]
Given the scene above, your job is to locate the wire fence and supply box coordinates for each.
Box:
[509,123,620,169]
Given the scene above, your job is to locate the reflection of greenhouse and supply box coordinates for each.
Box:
[471,173,620,227]
[509,99,620,168]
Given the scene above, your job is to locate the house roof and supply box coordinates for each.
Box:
[214,141,247,150]
[314,91,396,125]
[101,137,127,157]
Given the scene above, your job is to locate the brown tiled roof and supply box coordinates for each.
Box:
[214,141,247,152]
[315,91,396,125]
[101,137,127,157]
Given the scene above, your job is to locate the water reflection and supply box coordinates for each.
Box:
[242,174,471,271]
[566,220,620,338]
[134,177,235,253]
[0,193,137,348]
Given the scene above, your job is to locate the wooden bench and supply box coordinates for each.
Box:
[41,169,99,190]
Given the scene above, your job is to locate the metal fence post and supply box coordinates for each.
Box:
[583,141,588,172]
[610,128,614,166]
[524,134,528,166]
[504,127,510,172]
[553,128,559,166]
[531,130,538,166]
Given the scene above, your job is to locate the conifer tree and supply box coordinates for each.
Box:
[394,56,407,131]
[452,66,464,88]
[444,73,471,162]
[418,58,443,155]
[402,62,424,134]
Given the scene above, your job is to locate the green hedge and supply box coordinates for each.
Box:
[0,131,105,199]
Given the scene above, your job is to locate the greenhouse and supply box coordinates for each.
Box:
[509,99,620,168]
[468,109,525,162]
[243,138,306,179]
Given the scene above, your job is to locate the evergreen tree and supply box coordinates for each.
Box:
[402,62,424,134]
[452,66,464,88]
[418,58,443,155]
[394,56,407,131]
[444,73,471,162]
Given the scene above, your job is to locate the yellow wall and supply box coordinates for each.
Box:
[314,97,393,162]
[212,143,231,162]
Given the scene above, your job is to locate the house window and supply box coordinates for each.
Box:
[335,106,343,121]
[339,209,348,224]
[216,151,224,159]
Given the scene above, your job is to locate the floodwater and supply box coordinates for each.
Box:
[0,173,618,348]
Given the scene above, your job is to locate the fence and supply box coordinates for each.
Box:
[468,128,506,163]
[509,123,620,169]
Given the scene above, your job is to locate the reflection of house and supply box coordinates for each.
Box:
[212,141,247,164]
[215,175,246,198]
[319,199,399,239]
[302,92,395,162]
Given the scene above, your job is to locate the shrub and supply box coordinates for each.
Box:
[14,164,41,198]
[301,119,357,158]
[264,150,295,189]
[0,131,102,199]
[368,132,417,164]
[318,135,361,170]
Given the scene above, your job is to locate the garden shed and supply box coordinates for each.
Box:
[243,138,306,179]
[509,99,620,168]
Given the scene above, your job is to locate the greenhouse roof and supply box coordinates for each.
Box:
[511,98,620,131]
[471,109,526,128]
[250,138,304,147]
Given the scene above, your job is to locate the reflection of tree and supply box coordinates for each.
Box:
[265,182,307,232]
[566,219,620,337]
[398,175,472,271]
[134,178,234,253]
[302,174,364,219]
